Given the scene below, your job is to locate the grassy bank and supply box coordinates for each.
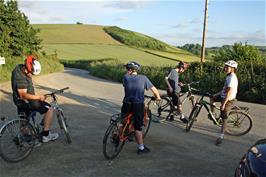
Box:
[0,54,64,83]
[61,59,266,104]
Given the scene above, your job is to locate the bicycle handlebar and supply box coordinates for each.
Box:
[44,87,70,97]
[144,95,156,101]
[182,81,200,87]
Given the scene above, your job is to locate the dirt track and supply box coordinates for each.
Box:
[0,68,265,177]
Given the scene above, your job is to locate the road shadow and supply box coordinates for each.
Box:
[0,68,264,177]
[0,98,255,177]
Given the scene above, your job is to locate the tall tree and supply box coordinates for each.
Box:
[0,0,41,57]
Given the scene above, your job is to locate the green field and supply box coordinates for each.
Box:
[43,44,182,65]
[143,49,199,62]
[34,24,121,45]
[35,24,200,65]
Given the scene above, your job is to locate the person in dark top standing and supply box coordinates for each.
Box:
[122,61,161,154]
[165,61,189,122]
[11,55,59,143]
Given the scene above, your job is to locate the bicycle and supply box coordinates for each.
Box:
[186,92,253,136]
[0,87,71,162]
[102,95,156,160]
[151,81,199,123]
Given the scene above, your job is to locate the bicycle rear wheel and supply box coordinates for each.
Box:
[150,96,172,123]
[226,111,253,136]
[186,105,200,132]
[57,111,72,144]
[0,119,36,162]
[103,120,125,160]
[143,109,152,138]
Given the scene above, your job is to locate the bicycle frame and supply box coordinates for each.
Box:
[118,106,150,142]
[49,95,63,117]
[17,111,41,134]
[194,95,223,126]
[180,91,194,105]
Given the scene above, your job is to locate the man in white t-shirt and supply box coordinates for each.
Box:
[210,60,238,146]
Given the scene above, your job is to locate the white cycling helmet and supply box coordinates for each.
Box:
[225,60,238,69]
[32,60,41,75]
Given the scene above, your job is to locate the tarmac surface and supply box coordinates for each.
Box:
[0,68,265,177]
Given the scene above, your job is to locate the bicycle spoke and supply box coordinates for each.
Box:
[0,119,35,162]
[142,109,152,138]
[226,111,253,136]
[103,120,125,160]
[150,97,172,122]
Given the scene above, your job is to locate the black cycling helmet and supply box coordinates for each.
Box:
[124,61,141,71]
[235,139,266,177]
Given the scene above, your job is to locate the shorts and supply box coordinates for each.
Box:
[16,99,51,115]
[121,102,144,131]
[213,94,235,119]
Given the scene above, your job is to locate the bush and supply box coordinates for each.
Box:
[0,54,64,83]
[61,59,265,104]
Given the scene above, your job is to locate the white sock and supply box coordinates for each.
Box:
[138,144,144,150]
[219,134,224,139]
[181,114,185,119]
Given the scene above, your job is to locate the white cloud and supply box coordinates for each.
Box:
[190,18,202,24]
[172,18,203,29]
[18,1,67,23]
[17,1,134,24]
[172,23,188,29]
[104,1,151,9]
[114,17,129,22]
[152,29,265,47]
[207,30,266,45]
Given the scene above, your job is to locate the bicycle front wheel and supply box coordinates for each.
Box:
[150,96,172,123]
[57,111,72,144]
[0,119,37,162]
[143,109,152,138]
[226,111,253,136]
[182,96,196,118]
[103,121,125,160]
[186,105,200,132]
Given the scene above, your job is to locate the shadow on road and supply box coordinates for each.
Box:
[0,69,264,177]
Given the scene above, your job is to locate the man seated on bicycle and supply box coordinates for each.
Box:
[122,61,161,154]
[165,61,189,123]
[11,55,59,143]
[210,60,238,146]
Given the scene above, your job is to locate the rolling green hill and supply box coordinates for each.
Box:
[34,24,121,45]
[34,24,200,65]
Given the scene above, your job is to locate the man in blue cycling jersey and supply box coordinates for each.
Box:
[122,61,161,154]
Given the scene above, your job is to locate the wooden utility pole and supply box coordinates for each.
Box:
[201,0,209,63]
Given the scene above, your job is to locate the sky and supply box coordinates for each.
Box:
[17,0,265,47]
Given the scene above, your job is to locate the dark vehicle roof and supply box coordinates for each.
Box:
[246,139,266,177]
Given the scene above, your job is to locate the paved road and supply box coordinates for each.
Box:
[0,68,265,177]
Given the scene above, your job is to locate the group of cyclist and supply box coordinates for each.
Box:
[11,54,238,155]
